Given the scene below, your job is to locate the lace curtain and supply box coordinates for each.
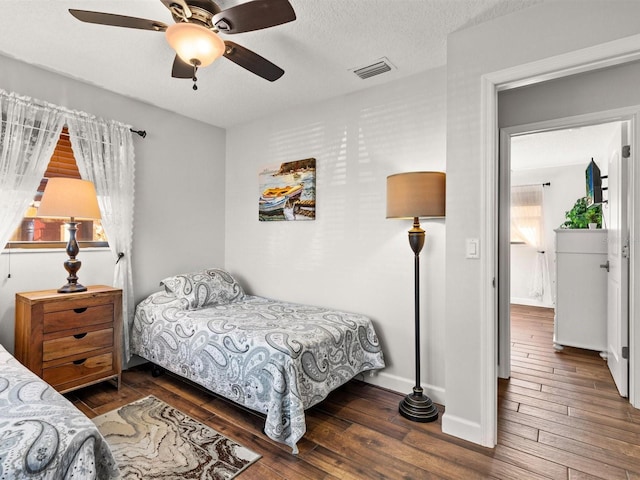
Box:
[0,89,136,360]
[67,117,135,360]
[0,90,65,248]
[511,184,548,299]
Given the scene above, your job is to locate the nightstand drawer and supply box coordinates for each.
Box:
[44,304,114,333]
[43,352,113,386]
[43,328,114,362]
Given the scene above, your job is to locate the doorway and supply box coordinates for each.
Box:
[500,121,627,393]
[473,32,640,451]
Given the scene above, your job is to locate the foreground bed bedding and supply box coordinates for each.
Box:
[131,291,386,453]
[0,344,119,479]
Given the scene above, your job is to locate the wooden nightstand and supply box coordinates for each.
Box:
[15,285,122,394]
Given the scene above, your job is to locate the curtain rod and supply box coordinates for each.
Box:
[59,127,146,139]
[513,182,551,187]
[1,119,146,140]
[60,127,147,139]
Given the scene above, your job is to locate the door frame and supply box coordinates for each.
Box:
[479,34,640,446]
[498,113,634,383]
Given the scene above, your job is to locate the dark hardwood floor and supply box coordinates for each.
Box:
[66,304,640,479]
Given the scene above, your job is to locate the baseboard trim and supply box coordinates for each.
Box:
[441,412,487,446]
[510,297,554,308]
[361,371,445,407]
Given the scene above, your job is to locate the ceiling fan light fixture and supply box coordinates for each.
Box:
[165,22,224,67]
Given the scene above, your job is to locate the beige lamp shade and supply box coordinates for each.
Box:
[165,23,225,67]
[386,171,446,219]
[38,178,101,219]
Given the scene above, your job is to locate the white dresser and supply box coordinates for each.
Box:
[554,229,608,354]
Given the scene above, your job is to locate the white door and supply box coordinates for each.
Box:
[606,121,630,397]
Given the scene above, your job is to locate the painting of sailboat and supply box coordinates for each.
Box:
[259,158,316,221]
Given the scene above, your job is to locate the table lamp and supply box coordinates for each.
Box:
[38,178,101,293]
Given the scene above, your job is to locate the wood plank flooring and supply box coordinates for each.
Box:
[66,304,640,479]
[501,305,639,480]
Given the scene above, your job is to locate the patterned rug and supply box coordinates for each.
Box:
[93,396,260,479]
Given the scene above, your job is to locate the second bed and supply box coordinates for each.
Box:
[130,268,386,453]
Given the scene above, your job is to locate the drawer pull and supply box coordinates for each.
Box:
[73,307,88,314]
[73,358,87,365]
[73,333,88,339]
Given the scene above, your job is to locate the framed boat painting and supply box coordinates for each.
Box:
[259,158,316,221]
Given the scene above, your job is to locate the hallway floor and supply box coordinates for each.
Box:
[500,304,640,479]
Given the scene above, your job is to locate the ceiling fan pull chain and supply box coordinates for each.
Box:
[192,63,198,91]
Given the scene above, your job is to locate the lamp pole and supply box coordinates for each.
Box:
[398,217,438,422]
[59,217,86,293]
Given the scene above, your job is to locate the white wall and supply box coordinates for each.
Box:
[445,1,640,445]
[498,60,640,127]
[0,54,226,357]
[511,165,587,308]
[225,69,448,401]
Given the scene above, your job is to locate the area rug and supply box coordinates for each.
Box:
[93,395,260,479]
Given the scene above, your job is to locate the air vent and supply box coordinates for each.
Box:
[352,57,395,80]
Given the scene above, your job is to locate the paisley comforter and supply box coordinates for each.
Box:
[131,292,386,453]
[0,344,119,479]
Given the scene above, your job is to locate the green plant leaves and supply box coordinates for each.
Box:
[561,196,602,229]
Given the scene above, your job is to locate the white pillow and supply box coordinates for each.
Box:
[160,268,245,309]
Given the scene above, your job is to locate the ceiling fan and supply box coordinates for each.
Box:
[69,0,296,89]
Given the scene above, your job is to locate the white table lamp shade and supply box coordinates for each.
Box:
[38,178,101,219]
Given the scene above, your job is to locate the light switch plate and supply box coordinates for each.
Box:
[466,238,480,259]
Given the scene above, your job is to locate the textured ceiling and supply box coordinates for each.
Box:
[0,0,541,128]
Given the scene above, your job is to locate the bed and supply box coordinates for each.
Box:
[0,344,119,479]
[130,268,386,453]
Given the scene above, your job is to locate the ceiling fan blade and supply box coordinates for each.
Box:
[171,55,194,79]
[223,41,284,81]
[212,0,296,34]
[69,9,168,31]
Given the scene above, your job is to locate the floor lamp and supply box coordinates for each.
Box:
[38,178,102,293]
[386,171,446,422]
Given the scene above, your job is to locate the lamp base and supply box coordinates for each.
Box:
[399,387,438,423]
[58,282,87,294]
[58,234,86,294]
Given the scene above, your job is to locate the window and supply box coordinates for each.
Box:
[510,185,544,246]
[6,128,108,248]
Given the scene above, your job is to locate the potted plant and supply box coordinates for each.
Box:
[585,206,602,229]
[561,196,602,229]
